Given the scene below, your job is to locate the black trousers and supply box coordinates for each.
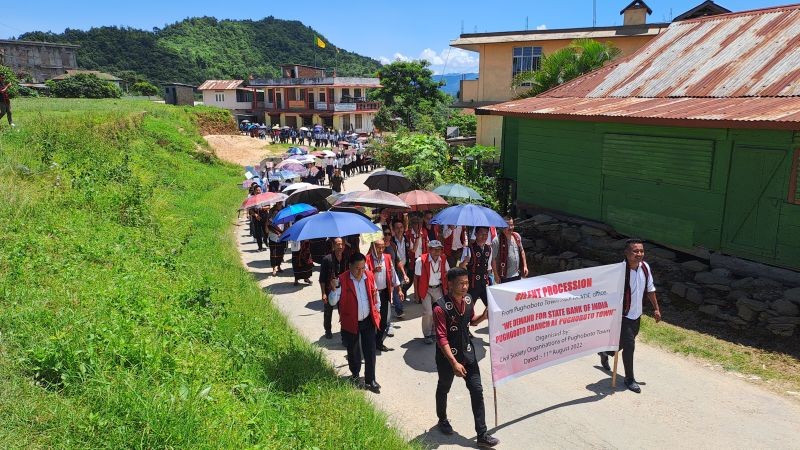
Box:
[323,302,335,334]
[375,288,391,346]
[342,318,377,384]
[435,354,487,436]
[620,317,641,381]
[401,262,414,296]
[468,280,488,306]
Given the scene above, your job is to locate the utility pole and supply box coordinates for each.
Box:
[525,16,529,30]
[461,20,464,34]
[593,0,597,27]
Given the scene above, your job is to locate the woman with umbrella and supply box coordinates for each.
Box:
[267,202,287,275]
[248,185,267,251]
[290,214,314,286]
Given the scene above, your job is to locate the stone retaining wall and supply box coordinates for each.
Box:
[515,214,800,338]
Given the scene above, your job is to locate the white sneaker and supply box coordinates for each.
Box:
[10,123,15,128]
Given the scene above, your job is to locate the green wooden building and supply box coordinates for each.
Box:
[479,5,800,270]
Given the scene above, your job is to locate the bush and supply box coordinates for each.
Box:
[0,65,20,98]
[445,110,477,137]
[130,81,159,97]
[46,73,122,99]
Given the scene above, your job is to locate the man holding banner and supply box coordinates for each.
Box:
[432,268,499,448]
[599,239,661,394]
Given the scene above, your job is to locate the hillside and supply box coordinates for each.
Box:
[0,99,412,449]
[437,72,478,96]
[17,16,382,85]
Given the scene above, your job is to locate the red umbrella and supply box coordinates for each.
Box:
[241,192,287,210]
[398,190,449,211]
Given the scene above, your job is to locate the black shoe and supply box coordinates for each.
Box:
[599,352,611,371]
[437,419,454,435]
[625,378,641,394]
[377,344,391,352]
[365,381,381,393]
[324,331,333,339]
[477,433,500,447]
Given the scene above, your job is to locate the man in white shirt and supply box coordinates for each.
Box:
[442,225,467,269]
[414,241,450,344]
[599,239,661,394]
[329,253,382,393]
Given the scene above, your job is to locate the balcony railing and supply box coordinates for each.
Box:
[259,101,381,113]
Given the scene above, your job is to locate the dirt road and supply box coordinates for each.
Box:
[235,169,800,449]
[205,134,281,166]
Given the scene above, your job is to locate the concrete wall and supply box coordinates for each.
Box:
[0,41,78,82]
[202,90,253,111]
[477,115,503,148]
[474,35,655,103]
[460,79,479,103]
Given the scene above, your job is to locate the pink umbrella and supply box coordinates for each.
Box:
[398,190,449,211]
[241,192,287,210]
[276,160,307,172]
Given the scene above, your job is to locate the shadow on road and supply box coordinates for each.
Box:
[410,425,477,449]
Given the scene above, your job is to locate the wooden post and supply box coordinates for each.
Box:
[493,386,498,427]
[611,352,620,388]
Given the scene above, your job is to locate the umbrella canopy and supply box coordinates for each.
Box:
[272,125,280,130]
[275,160,307,173]
[280,211,380,242]
[242,178,264,189]
[286,185,333,211]
[335,190,410,210]
[398,190,449,211]
[240,192,287,210]
[364,169,412,193]
[272,203,319,225]
[299,126,309,131]
[432,183,484,201]
[430,204,508,228]
[326,191,348,205]
[268,169,300,182]
[288,155,318,165]
[287,147,307,155]
[283,182,316,194]
[320,149,337,158]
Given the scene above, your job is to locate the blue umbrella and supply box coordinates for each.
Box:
[430,204,508,228]
[280,211,380,242]
[432,183,484,201]
[272,203,319,225]
[267,169,299,182]
[287,147,307,155]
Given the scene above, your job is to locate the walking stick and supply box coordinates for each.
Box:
[611,352,620,389]
[493,386,498,427]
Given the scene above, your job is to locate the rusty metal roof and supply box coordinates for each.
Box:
[197,80,244,91]
[480,4,800,129]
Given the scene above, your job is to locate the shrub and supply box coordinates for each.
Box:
[46,73,122,99]
[0,64,20,98]
[130,81,159,97]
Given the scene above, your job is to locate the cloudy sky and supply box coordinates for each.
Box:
[1,0,778,75]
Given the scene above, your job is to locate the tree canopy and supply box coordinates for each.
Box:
[17,17,381,85]
[46,73,122,98]
[512,39,621,98]
[371,60,451,133]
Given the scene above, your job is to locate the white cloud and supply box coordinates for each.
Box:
[536,24,548,30]
[378,47,479,74]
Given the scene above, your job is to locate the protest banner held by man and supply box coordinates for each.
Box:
[598,239,661,393]
[329,252,382,393]
[367,237,400,352]
[319,238,348,339]
[459,226,494,306]
[414,240,450,344]
[432,267,499,448]
[491,216,529,283]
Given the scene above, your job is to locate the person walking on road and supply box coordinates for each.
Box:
[329,253,382,393]
[432,267,499,448]
[367,238,400,352]
[598,239,662,393]
[459,226,494,307]
[319,238,348,339]
[414,240,449,344]
[383,227,406,319]
[391,219,413,300]
[491,216,529,283]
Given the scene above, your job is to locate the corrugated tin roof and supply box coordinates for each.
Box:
[480,4,800,128]
[197,80,244,91]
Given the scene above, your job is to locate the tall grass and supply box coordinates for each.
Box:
[0,99,414,449]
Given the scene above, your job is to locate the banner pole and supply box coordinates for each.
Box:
[611,351,620,388]
[493,386,498,427]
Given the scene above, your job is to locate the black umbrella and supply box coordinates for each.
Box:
[285,185,333,211]
[364,169,412,193]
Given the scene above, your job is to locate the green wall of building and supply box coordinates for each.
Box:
[501,117,800,270]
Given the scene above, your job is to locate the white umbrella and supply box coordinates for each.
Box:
[283,182,315,194]
[299,126,310,131]
[321,149,337,158]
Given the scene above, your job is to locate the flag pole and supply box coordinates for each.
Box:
[611,352,620,388]
[493,386,498,427]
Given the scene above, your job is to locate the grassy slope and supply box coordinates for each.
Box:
[0,99,413,449]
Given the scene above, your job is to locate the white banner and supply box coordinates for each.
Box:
[487,263,625,386]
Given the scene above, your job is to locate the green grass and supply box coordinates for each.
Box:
[639,316,800,393]
[0,98,415,449]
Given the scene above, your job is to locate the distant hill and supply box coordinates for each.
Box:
[437,73,478,96]
[16,17,382,85]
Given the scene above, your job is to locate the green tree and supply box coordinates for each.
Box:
[0,65,20,98]
[512,38,621,98]
[371,60,450,132]
[131,81,159,96]
[445,110,477,136]
[46,73,122,98]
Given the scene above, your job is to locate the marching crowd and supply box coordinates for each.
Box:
[244,167,660,448]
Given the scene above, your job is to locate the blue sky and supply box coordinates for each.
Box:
[0,0,779,74]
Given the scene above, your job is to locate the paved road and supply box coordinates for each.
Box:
[236,170,800,449]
